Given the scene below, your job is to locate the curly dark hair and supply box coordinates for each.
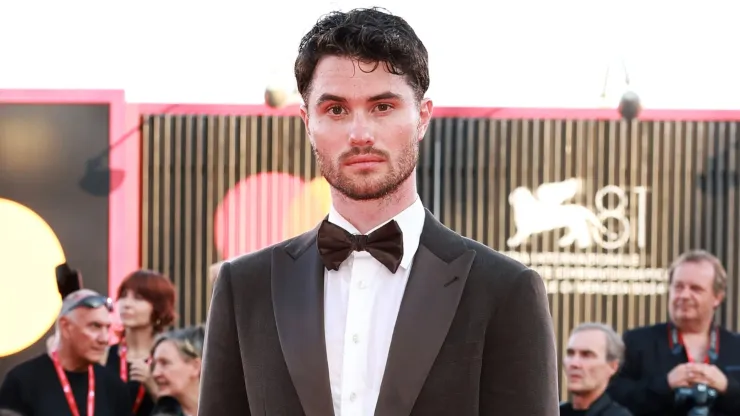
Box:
[294,7,429,104]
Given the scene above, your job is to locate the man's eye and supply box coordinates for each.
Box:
[376,103,392,111]
[328,106,344,115]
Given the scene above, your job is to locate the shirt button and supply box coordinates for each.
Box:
[350,392,357,402]
[359,280,367,289]
[352,334,359,343]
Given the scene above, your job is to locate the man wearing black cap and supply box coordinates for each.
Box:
[0,289,131,416]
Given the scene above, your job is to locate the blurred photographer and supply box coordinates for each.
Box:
[608,250,740,415]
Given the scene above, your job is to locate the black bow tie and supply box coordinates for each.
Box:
[317,219,404,273]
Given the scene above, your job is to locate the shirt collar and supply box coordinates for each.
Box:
[327,196,425,270]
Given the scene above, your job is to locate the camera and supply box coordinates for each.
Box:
[675,383,718,416]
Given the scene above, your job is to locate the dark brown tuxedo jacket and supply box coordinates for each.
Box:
[199,209,559,415]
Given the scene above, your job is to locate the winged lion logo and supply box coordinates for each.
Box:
[506,179,620,249]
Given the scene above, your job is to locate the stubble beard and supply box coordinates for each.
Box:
[314,139,418,201]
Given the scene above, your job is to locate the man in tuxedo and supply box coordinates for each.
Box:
[199,7,559,416]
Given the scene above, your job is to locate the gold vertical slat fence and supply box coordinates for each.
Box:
[141,114,740,400]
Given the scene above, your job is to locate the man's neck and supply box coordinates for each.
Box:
[675,318,713,335]
[56,343,89,372]
[330,175,418,234]
[124,326,155,357]
[571,388,605,410]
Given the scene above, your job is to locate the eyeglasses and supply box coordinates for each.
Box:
[62,294,114,315]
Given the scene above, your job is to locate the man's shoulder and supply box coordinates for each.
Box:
[225,235,303,273]
[608,400,634,415]
[459,235,531,280]
[720,326,740,340]
[423,226,541,303]
[12,353,51,372]
[4,353,51,382]
[421,213,527,274]
[558,398,633,415]
[216,232,314,290]
[597,398,633,416]
[623,322,668,343]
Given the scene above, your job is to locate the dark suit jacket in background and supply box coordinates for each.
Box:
[560,393,633,416]
[199,209,559,416]
[607,323,740,416]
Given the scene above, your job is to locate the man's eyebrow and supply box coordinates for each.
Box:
[316,93,346,106]
[570,347,596,355]
[315,91,403,106]
[368,92,403,102]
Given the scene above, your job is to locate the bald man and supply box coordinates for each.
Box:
[0,289,131,416]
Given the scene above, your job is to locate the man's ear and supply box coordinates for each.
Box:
[191,357,203,378]
[300,104,314,146]
[417,98,433,141]
[714,291,725,308]
[607,359,620,377]
[58,315,72,338]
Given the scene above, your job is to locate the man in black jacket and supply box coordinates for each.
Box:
[198,8,560,416]
[560,322,632,416]
[0,289,131,416]
[607,250,740,415]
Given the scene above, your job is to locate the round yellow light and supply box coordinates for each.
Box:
[0,198,65,357]
[283,176,333,239]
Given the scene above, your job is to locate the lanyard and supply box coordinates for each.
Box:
[119,338,148,413]
[51,350,95,416]
[669,324,719,364]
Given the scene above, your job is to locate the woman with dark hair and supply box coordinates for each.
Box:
[150,325,205,416]
[105,270,176,416]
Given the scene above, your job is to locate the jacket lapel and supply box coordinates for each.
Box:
[272,226,335,416]
[374,211,476,416]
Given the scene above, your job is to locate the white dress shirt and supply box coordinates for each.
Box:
[324,197,425,416]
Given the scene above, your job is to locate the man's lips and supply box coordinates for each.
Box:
[344,155,385,166]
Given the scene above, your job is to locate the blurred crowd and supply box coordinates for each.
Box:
[0,269,204,416]
[1,249,739,415]
[560,250,740,416]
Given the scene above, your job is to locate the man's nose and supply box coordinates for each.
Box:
[348,114,374,146]
[676,287,691,298]
[565,357,581,368]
